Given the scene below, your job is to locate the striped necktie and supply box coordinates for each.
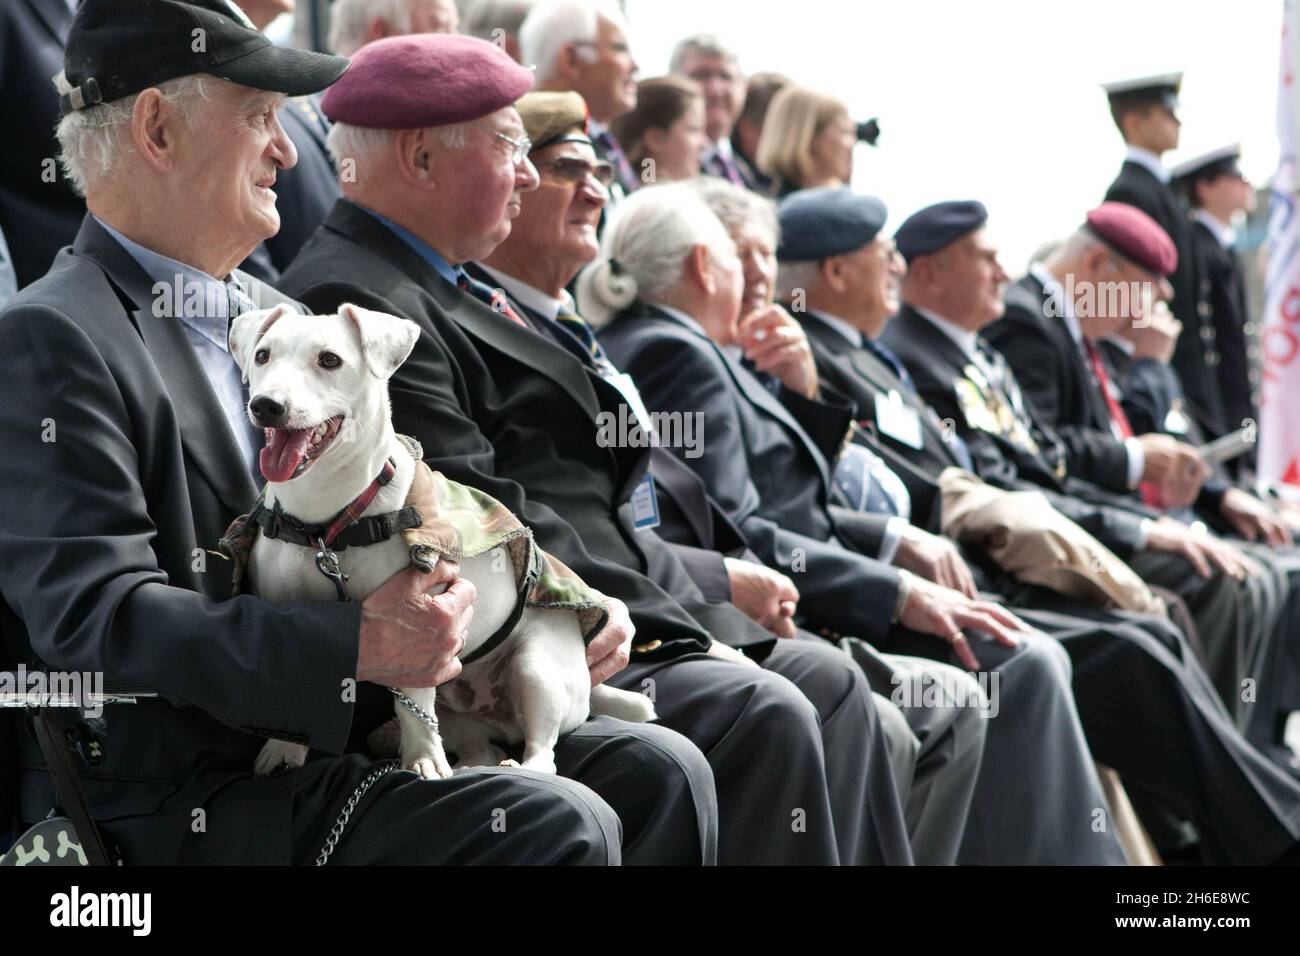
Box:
[457,272,528,327]
[1083,337,1163,508]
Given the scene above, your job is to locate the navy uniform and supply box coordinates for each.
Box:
[1170,145,1261,468]
[1101,74,1205,395]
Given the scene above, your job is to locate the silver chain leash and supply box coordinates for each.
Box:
[314,690,442,865]
[315,759,399,866]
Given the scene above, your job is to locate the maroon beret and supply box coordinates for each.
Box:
[321,34,534,129]
[1084,202,1178,277]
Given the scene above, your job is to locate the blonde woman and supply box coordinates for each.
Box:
[755,84,857,197]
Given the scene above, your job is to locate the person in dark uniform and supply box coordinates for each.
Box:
[0,0,83,290]
[1101,73,1210,424]
[2,0,718,867]
[1171,144,1261,470]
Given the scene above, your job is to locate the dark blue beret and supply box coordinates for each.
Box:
[776,187,888,261]
[893,200,988,262]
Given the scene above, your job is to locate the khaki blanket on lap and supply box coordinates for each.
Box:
[219,437,609,641]
[938,467,1166,618]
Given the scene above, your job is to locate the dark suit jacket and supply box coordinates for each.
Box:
[0,0,84,289]
[989,274,1228,515]
[264,95,339,276]
[599,305,901,646]
[800,312,962,532]
[1183,220,1256,447]
[878,303,1148,558]
[467,264,750,608]
[0,216,360,862]
[279,199,772,657]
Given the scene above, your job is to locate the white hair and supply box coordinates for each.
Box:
[693,177,777,245]
[54,73,213,197]
[518,0,624,82]
[669,34,739,74]
[461,0,536,43]
[576,181,735,327]
[775,260,822,301]
[326,121,470,178]
[328,0,412,56]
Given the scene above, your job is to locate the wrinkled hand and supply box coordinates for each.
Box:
[1138,433,1209,507]
[707,638,760,668]
[1144,516,1250,580]
[586,595,635,686]
[892,526,977,597]
[897,573,1032,670]
[358,560,475,687]
[1220,487,1292,549]
[737,304,819,399]
[724,556,799,638]
[1128,302,1181,364]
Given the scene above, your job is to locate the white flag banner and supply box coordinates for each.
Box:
[1262,0,1300,496]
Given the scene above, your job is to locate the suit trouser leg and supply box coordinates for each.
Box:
[607,651,841,864]
[882,625,1124,864]
[771,636,913,864]
[1009,595,1300,864]
[842,638,985,865]
[284,754,622,865]
[1128,549,1269,722]
[553,716,718,865]
[1238,545,1300,755]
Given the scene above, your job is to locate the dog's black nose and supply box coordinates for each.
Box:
[248,395,287,427]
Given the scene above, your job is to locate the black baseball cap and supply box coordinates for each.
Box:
[61,0,350,116]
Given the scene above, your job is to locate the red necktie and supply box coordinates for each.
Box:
[1084,338,1162,508]
[458,273,528,328]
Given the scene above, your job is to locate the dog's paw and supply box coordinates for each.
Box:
[498,758,521,768]
[253,740,309,777]
[519,754,558,775]
[624,695,658,723]
[405,749,454,780]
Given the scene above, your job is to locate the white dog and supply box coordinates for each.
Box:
[224,303,655,779]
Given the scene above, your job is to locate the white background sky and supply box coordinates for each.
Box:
[625,0,1284,271]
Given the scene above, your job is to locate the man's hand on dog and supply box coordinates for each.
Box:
[357,560,476,687]
[587,595,635,686]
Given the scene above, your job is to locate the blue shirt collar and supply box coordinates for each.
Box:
[361,206,463,287]
[92,215,236,352]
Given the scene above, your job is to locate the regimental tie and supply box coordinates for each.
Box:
[863,335,976,471]
[457,272,528,327]
[555,306,621,378]
[592,129,637,194]
[705,148,746,188]
[1082,337,1163,508]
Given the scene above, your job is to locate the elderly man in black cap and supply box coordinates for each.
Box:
[778,186,1300,864]
[0,0,719,867]
[279,34,869,866]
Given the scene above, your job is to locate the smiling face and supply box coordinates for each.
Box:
[173,82,298,254]
[491,138,609,288]
[570,15,639,123]
[836,236,905,337]
[230,305,420,483]
[678,50,745,143]
[729,219,778,316]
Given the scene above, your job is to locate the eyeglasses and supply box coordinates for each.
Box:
[534,157,616,189]
[494,131,533,166]
[572,40,633,58]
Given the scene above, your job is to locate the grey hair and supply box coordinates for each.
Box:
[1050,227,1106,265]
[575,181,735,327]
[693,176,778,244]
[54,72,213,197]
[669,34,739,73]
[328,0,412,56]
[326,121,470,176]
[519,0,623,82]
[461,0,537,43]
[775,260,822,301]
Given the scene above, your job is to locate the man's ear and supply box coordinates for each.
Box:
[685,244,713,294]
[131,88,177,174]
[339,303,421,379]
[821,255,847,294]
[229,304,292,382]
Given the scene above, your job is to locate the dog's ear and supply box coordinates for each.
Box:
[339,303,421,380]
[229,305,292,382]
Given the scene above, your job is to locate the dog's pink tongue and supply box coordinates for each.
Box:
[259,428,313,483]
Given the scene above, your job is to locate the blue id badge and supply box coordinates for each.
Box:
[631,474,661,530]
